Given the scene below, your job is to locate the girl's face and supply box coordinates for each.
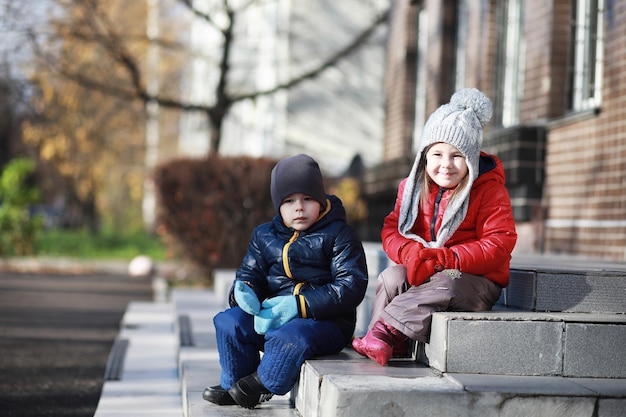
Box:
[279,192,322,231]
[425,143,469,189]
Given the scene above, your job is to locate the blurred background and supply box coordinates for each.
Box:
[2,0,625,283]
[0,0,387,282]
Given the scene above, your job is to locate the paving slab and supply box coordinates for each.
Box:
[95,299,182,417]
[95,378,182,417]
[182,359,297,417]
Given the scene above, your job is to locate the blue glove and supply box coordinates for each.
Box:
[254,296,298,335]
[233,281,261,315]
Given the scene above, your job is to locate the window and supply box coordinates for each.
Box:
[493,0,524,127]
[568,0,604,111]
[454,0,468,91]
[412,7,428,152]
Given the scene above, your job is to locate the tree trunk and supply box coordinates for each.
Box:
[208,108,225,156]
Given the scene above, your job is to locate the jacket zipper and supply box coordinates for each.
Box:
[282,230,299,279]
[430,187,447,240]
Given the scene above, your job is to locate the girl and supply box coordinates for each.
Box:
[352,88,517,366]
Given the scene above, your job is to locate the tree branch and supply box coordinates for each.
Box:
[231,7,389,102]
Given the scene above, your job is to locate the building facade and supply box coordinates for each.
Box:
[365,0,626,260]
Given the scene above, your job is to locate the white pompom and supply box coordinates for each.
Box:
[450,88,493,127]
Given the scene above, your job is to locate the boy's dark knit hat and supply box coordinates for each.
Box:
[270,154,327,212]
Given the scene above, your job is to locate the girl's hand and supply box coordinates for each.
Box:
[418,247,459,270]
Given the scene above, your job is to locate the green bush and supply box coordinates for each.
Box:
[34,228,166,260]
[0,158,43,256]
[154,155,278,281]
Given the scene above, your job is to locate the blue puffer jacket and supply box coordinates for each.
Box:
[230,194,369,341]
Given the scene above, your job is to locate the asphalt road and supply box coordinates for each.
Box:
[0,269,153,417]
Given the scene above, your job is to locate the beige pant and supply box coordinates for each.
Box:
[368,265,502,343]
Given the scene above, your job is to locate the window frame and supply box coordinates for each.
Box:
[412,7,429,153]
[492,0,524,128]
[569,0,605,112]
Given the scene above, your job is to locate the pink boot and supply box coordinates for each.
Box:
[352,320,407,366]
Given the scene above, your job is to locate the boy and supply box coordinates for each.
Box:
[204,154,369,409]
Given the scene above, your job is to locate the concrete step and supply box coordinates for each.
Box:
[421,310,626,378]
[94,301,182,417]
[295,351,626,417]
[505,255,626,313]
[170,288,626,417]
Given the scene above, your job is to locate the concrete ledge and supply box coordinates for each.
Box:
[507,255,626,313]
[212,269,236,308]
[297,354,626,417]
[423,311,626,378]
[95,300,181,417]
[295,351,439,417]
[103,338,129,381]
[318,374,465,417]
[297,359,626,417]
[425,311,564,376]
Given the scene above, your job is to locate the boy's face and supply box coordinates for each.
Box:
[279,192,322,231]
[425,142,469,189]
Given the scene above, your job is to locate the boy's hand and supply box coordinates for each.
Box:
[233,281,261,315]
[254,296,298,335]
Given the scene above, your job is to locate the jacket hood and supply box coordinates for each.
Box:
[475,152,506,187]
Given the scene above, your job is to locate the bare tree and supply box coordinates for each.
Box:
[27,0,389,155]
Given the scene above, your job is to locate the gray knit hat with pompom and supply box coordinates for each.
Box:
[398,88,492,247]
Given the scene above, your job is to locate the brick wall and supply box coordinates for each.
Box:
[542,1,626,259]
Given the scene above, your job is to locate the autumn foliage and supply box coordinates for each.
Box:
[154,155,278,282]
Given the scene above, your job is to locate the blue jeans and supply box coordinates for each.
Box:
[214,306,347,395]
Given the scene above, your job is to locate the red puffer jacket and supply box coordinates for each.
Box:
[382,152,517,287]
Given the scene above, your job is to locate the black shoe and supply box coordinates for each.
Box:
[202,385,237,405]
[228,372,274,409]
